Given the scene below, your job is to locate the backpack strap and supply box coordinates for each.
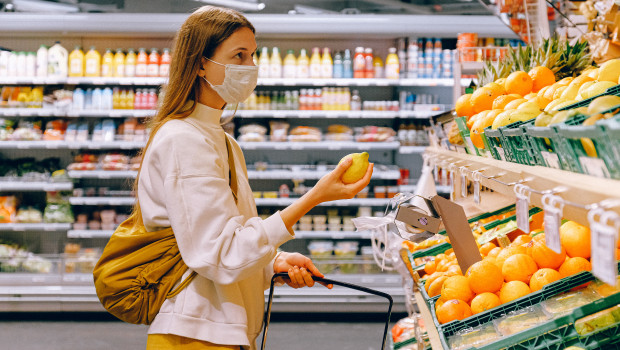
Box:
[224,134,238,205]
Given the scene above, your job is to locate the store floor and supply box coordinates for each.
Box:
[1,313,402,350]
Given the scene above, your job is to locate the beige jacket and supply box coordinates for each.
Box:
[138,102,294,349]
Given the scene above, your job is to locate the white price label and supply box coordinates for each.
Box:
[516,197,530,233]
[461,173,467,198]
[433,164,438,182]
[441,169,448,187]
[544,211,562,253]
[579,156,610,178]
[473,179,480,205]
[589,209,620,286]
[541,151,561,169]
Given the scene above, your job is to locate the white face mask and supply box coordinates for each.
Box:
[203,58,258,104]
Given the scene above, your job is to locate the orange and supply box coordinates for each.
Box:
[532,95,552,109]
[446,264,463,276]
[466,260,504,294]
[486,247,502,259]
[479,242,497,256]
[528,66,556,92]
[484,82,507,96]
[441,275,475,303]
[511,234,532,247]
[524,240,535,257]
[436,259,451,272]
[492,94,520,110]
[435,296,449,309]
[505,71,534,96]
[455,93,475,118]
[499,281,531,303]
[529,212,545,231]
[436,299,473,324]
[531,240,566,269]
[559,257,591,278]
[471,87,502,114]
[502,254,538,284]
[529,268,562,292]
[427,275,448,297]
[424,260,437,275]
[425,272,444,291]
[560,221,591,259]
[496,245,528,270]
[470,292,502,314]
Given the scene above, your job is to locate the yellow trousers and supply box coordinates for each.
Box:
[146,334,241,350]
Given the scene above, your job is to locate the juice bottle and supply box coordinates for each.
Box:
[282,49,296,79]
[269,47,282,79]
[69,46,84,77]
[101,49,114,77]
[134,89,143,109]
[119,89,127,109]
[159,48,171,77]
[135,48,148,77]
[406,40,418,79]
[148,48,160,77]
[296,48,309,79]
[258,47,270,79]
[398,38,407,79]
[342,49,353,79]
[353,47,365,78]
[25,52,36,77]
[113,49,125,78]
[373,55,384,79]
[84,46,101,77]
[332,51,343,79]
[309,47,321,79]
[124,48,136,77]
[16,52,26,77]
[36,45,48,77]
[385,47,400,79]
[47,41,68,78]
[148,89,158,109]
[126,89,134,109]
[364,48,374,79]
[320,47,333,79]
[112,87,121,109]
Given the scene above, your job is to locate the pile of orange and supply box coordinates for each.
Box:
[427,219,608,325]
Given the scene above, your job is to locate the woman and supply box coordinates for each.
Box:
[137,5,373,350]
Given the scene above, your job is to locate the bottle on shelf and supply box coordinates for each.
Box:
[258,47,270,79]
[342,49,353,79]
[159,48,171,77]
[68,46,84,77]
[309,47,322,79]
[84,88,93,109]
[398,38,407,79]
[85,46,101,77]
[102,87,113,110]
[296,48,309,79]
[332,51,343,79]
[101,49,114,78]
[269,47,282,79]
[124,48,136,77]
[25,52,36,77]
[119,89,127,109]
[373,54,384,79]
[320,47,333,79]
[47,41,68,78]
[353,47,365,79]
[6,51,17,77]
[92,87,102,110]
[364,48,374,79]
[36,45,48,77]
[148,48,160,77]
[350,89,361,111]
[283,49,296,79]
[406,39,418,79]
[16,52,26,77]
[385,47,400,80]
[113,49,125,78]
[147,88,158,109]
[135,48,148,77]
[134,89,143,109]
[112,87,121,109]
[73,88,85,110]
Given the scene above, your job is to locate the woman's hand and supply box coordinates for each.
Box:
[309,158,374,205]
[273,252,332,289]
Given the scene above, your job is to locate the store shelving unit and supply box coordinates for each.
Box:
[0,223,72,232]
[0,181,73,192]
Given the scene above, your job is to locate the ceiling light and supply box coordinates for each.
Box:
[194,0,265,12]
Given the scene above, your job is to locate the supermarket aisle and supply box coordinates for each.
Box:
[1,314,396,350]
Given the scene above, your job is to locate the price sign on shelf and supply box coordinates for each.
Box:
[588,208,620,286]
[460,167,468,198]
[472,171,481,205]
[542,193,564,254]
[514,184,531,233]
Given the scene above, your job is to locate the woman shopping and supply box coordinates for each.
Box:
[136,5,373,350]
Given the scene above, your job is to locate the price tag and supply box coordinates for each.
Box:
[515,184,531,233]
[449,169,455,201]
[460,167,467,198]
[441,167,448,187]
[433,162,439,182]
[541,151,561,169]
[588,208,620,286]
[579,157,610,178]
[472,171,481,205]
[542,193,564,254]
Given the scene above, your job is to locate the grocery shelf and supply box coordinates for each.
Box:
[294,231,370,239]
[233,110,444,119]
[398,146,428,154]
[239,141,401,151]
[0,140,144,150]
[68,196,135,206]
[0,108,156,118]
[0,181,73,192]
[67,170,138,179]
[0,223,72,232]
[67,229,113,238]
[0,76,167,86]
[255,197,390,207]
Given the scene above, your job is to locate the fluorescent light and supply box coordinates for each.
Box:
[12,0,79,13]
[193,0,265,12]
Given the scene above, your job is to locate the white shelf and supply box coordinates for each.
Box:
[239,141,401,151]
[233,110,444,119]
[67,170,138,179]
[247,168,400,180]
[0,140,145,150]
[0,108,156,118]
[398,146,428,154]
[294,231,371,239]
[255,197,390,207]
[0,76,167,85]
[0,181,73,192]
[0,223,72,231]
[69,196,135,206]
[67,229,114,238]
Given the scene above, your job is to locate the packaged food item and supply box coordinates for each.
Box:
[15,207,43,223]
[43,202,74,223]
[494,305,551,336]
[269,121,289,142]
[448,323,500,350]
[238,123,267,142]
[308,240,334,273]
[263,191,278,199]
[136,48,148,77]
[47,41,68,79]
[100,48,114,77]
[0,196,17,223]
[147,48,160,77]
[575,305,620,336]
[335,241,358,274]
[355,126,396,142]
[113,49,125,78]
[101,153,129,171]
[325,124,353,141]
[124,48,136,77]
[43,119,67,141]
[542,289,601,318]
[289,126,322,142]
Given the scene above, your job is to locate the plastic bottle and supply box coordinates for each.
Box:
[148,48,160,77]
[332,51,343,79]
[385,47,400,80]
[258,47,270,79]
[124,48,136,77]
[7,52,17,77]
[101,87,113,110]
[25,52,36,77]
[147,89,158,109]
[350,90,362,111]
[159,48,171,77]
[126,89,135,109]
[113,49,125,78]
[342,49,353,79]
[309,47,322,79]
[134,89,143,110]
[296,48,309,79]
[112,88,121,109]
[406,40,418,79]
[353,47,365,79]
[84,46,101,77]
[282,49,296,79]
[47,41,68,78]
[364,48,374,79]
[69,46,84,77]
[397,38,407,79]
[36,45,48,78]
[425,39,434,58]
[73,88,84,110]
[92,88,102,110]
[373,55,384,79]
[269,47,282,79]
[16,52,26,77]
[135,48,148,77]
[0,51,9,77]
[101,49,114,77]
[119,89,127,109]
[320,47,333,79]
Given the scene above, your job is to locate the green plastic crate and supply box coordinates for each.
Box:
[499,119,539,166]
[557,84,620,111]
[455,116,481,156]
[483,126,507,161]
[598,115,620,179]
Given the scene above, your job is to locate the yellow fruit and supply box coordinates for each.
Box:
[560,83,582,100]
[528,66,556,92]
[524,92,538,100]
[505,71,534,96]
[517,101,542,114]
[455,94,475,118]
[534,112,553,127]
[587,95,620,115]
[582,67,599,79]
[484,82,507,96]
[441,275,475,303]
[578,81,596,96]
[537,85,551,97]
[553,86,568,100]
[503,98,528,110]
[499,281,531,303]
[597,58,620,82]
[581,81,617,99]
[557,77,574,86]
[529,268,562,292]
[531,95,552,109]
[339,152,369,184]
[466,260,504,294]
[436,299,473,324]
[491,110,515,129]
[560,221,591,259]
[471,87,502,114]
[495,78,506,86]
[502,254,538,284]
[548,110,571,125]
[492,94,521,110]
[470,293,501,314]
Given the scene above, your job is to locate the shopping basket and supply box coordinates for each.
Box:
[260,272,394,350]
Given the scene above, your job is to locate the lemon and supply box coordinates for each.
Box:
[339,152,370,184]
[581,81,617,99]
[587,95,620,115]
[597,58,620,82]
[534,112,553,127]
[517,101,541,114]
[503,98,527,110]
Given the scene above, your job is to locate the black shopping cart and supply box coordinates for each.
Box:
[260,272,394,350]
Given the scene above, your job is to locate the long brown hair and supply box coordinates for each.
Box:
[131,6,255,226]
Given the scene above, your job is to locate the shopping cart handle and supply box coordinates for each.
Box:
[260,272,393,350]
